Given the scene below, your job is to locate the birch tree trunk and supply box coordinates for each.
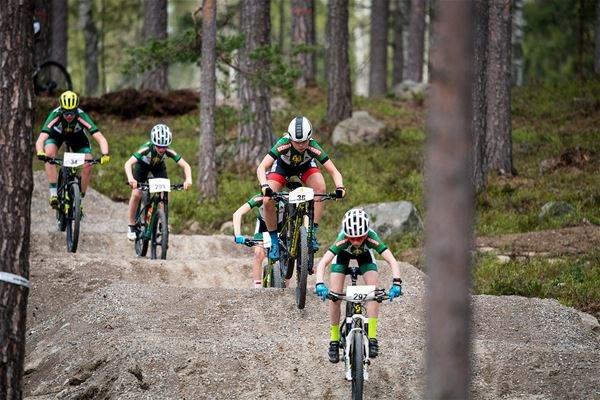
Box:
[369,0,389,96]
[237,0,273,167]
[326,0,352,124]
[486,0,513,176]
[406,0,426,82]
[199,0,217,200]
[292,0,316,88]
[0,1,34,397]
[425,1,474,397]
[141,0,168,92]
[79,0,99,96]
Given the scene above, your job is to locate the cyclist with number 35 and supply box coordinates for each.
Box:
[256,116,346,262]
[124,124,192,241]
[314,208,403,363]
[35,90,110,209]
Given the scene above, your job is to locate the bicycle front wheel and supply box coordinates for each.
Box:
[273,261,285,288]
[151,208,168,260]
[295,226,309,309]
[351,333,365,400]
[66,183,81,253]
[262,263,274,288]
[34,61,72,96]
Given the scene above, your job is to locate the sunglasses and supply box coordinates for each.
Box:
[62,111,77,118]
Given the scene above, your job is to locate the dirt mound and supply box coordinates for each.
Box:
[25,172,600,399]
[81,88,199,118]
[539,146,596,174]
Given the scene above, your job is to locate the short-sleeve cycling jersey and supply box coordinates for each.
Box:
[268,135,330,167]
[133,141,182,167]
[41,107,100,136]
[328,229,388,256]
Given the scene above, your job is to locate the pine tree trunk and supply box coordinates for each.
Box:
[0,1,34,397]
[51,0,68,67]
[472,0,488,193]
[33,0,51,66]
[425,1,474,398]
[199,0,217,200]
[141,0,168,92]
[486,0,513,176]
[326,0,352,125]
[392,0,406,86]
[237,0,273,167]
[79,0,99,96]
[596,0,600,75]
[369,0,389,96]
[292,0,317,88]
[406,0,426,82]
[511,0,524,86]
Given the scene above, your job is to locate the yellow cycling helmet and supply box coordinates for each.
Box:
[59,90,79,110]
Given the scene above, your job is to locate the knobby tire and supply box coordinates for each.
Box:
[295,226,309,309]
[34,61,72,96]
[135,193,149,257]
[151,208,168,260]
[351,332,365,400]
[273,261,285,288]
[66,183,81,253]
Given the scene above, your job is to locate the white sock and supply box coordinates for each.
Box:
[253,280,262,288]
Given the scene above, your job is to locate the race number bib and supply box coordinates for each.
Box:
[288,186,314,204]
[148,178,171,193]
[346,285,376,301]
[63,152,86,167]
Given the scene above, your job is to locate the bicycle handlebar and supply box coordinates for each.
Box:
[129,182,185,191]
[42,157,101,166]
[327,289,389,303]
[271,191,339,202]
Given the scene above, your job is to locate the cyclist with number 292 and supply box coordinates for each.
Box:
[124,124,192,241]
[314,208,403,363]
[35,90,110,209]
[256,116,346,262]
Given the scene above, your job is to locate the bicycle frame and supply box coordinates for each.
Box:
[136,191,169,241]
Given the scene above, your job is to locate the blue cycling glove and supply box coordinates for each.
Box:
[388,281,403,301]
[315,282,329,301]
[234,235,245,244]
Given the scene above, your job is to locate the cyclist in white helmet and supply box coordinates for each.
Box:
[314,208,403,363]
[124,124,192,240]
[257,116,346,261]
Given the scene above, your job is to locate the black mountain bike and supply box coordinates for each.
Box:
[273,187,338,309]
[327,266,389,400]
[133,179,183,260]
[44,153,100,253]
[242,234,285,288]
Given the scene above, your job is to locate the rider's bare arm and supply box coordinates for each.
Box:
[124,156,138,188]
[256,154,276,186]
[380,249,402,280]
[176,158,193,190]
[232,203,252,237]
[91,131,109,155]
[315,250,336,283]
[35,132,50,153]
[322,159,344,188]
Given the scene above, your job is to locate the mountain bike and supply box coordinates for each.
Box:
[43,153,100,253]
[327,266,389,400]
[273,187,339,309]
[33,17,72,96]
[242,234,285,288]
[133,178,183,260]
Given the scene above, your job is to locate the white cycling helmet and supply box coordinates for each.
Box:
[342,208,370,237]
[151,124,172,147]
[287,116,312,142]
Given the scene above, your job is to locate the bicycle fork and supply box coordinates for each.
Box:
[344,315,370,381]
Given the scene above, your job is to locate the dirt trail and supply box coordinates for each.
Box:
[24,172,600,399]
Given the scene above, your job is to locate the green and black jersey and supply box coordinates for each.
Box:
[41,107,100,137]
[328,229,388,257]
[268,136,329,167]
[132,141,182,167]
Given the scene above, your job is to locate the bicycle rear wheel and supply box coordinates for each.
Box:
[295,226,309,309]
[351,333,365,400]
[66,183,81,253]
[34,61,72,96]
[262,263,274,288]
[135,192,149,257]
[151,208,168,260]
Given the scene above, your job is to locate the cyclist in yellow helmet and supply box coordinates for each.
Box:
[35,90,110,209]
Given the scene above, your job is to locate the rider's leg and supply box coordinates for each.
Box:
[81,154,93,194]
[128,189,142,225]
[328,271,346,363]
[263,177,284,260]
[44,143,59,191]
[252,246,265,288]
[303,171,326,224]
[363,269,380,357]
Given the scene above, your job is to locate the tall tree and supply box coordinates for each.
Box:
[425,1,474,398]
[511,0,524,86]
[326,0,352,124]
[291,0,317,88]
[237,0,273,166]
[51,0,68,67]
[369,0,389,96]
[33,0,51,65]
[141,0,168,92]
[79,0,100,96]
[392,0,406,86]
[596,0,600,75]
[472,0,489,192]
[0,1,34,397]
[486,0,513,175]
[199,0,217,200]
[406,0,426,82]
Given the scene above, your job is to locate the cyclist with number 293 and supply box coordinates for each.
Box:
[124,124,192,241]
[256,116,346,262]
[35,90,110,209]
[314,208,403,363]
